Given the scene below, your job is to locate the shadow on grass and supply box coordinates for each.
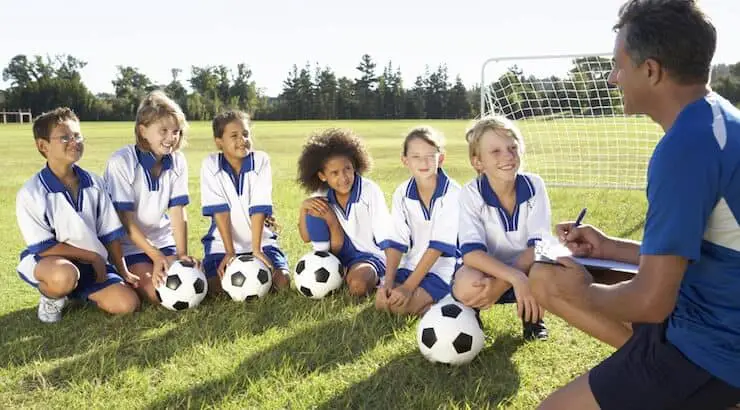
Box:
[617,218,645,238]
[142,305,410,409]
[10,289,342,391]
[317,334,524,409]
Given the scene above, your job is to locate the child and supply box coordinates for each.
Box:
[200,109,290,292]
[103,90,200,305]
[452,115,552,341]
[16,107,140,323]
[296,128,390,297]
[375,126,461,316]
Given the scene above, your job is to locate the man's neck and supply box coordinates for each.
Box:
[650,84,711,132]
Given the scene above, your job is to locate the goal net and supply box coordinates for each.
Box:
[480,53,663,190]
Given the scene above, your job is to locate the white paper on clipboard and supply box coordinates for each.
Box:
[534,240,638,274]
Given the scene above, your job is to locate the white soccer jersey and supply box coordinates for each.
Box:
[103,145,190,256]
[200,151,278,255]
[458,172,553,266]
[16,165,126,283]
[313,174,390,262]
[379,170,461,284]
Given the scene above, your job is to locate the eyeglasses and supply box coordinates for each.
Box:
[52,134,85,144]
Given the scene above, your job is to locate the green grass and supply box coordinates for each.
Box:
[0,120,649,409]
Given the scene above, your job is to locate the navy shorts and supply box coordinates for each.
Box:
[394,268,450,302]
[337,236,386,278]
[18,257,124,302]
[202,246,289,278]
[124,246,176,267]
[590,321,740,410]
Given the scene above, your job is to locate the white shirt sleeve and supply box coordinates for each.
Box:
[200,157,230,216]
[525,175,553,247]
[249,153,273,217]
[458,183,488,256]
[92,176,126,245]
[168,153,190,208]
[16,187,57,254]
[429,187,460,257]
[103,154,136,212]
[369,182,392,247]
[379,185,411,253]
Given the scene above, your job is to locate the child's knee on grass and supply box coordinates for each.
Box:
[35,257,80,298]
[92,284,140,315]
[346,265,376,296]
[451,266,486,306]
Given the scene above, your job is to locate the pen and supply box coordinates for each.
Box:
[574,207,587,227]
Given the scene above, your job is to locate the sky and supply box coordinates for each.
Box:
[1,0,738,97]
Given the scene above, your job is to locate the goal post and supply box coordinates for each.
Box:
[480,53,663,190]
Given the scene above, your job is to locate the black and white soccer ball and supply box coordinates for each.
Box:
[417,297,485,365]
[221,254,272,301]
[293,251,343,299]
[155,260,208,311]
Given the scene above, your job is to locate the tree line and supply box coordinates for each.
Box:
[1,53,738,122]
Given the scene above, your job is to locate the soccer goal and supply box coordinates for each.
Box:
[480,53,664,190]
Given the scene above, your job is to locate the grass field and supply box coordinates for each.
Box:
[0,119,651,409]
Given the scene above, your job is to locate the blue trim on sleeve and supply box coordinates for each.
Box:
[527,238,541,248]
[460,242,487,256]
[249,205,273,217]
[168,195,190,208]
[98,226,126,245]
[113,201,134,212]
[428,240,457,257]
[202,204,230,216]
[27,238,58,254]
[378,239,409,253]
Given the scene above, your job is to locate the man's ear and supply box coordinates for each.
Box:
[644,58,664,86]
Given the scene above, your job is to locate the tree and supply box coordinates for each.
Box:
[355,54,378,118]
[448,76,471,119]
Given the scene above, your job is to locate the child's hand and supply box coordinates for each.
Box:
[252,250,275,272]
[375,285,393,312]
[150,252,170,288]
[178,254,202,271]
[389,285,412,308]
[467,277,501,309]
[217,253,236,279]
[512,275,544,323]
[121,266,141,288]
[301,198,332,218]
[93,255,108,283]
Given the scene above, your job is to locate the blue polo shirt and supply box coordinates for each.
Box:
[640,92,740,386]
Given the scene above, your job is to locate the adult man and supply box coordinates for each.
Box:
[529,0,740,409]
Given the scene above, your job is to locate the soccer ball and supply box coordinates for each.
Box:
[221,254,272,301]
[293,251,343,299]
[417,298,485,365]
[155,260,208,311]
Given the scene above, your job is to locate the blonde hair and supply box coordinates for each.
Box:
[134,90,188,151]
[464,115,526,160]
[402,125,445,155]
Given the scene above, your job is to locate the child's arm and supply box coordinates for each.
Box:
[117,210,171,286]
[248,154,276,270]
[95,179,138,284]
[378,187,412,289]
[201,157,235,276]
[169,154,192,261]
[106,238,140,285]
[213,211,236,277]
[298,206,310,242]
[298,197,344,254]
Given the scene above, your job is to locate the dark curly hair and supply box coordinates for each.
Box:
[296,128,373,193]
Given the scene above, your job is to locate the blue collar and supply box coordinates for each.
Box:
[135,146,173,171]
[39,164,93,193]
[327,173,363,210]
[405,168,450,202]
[477,173,535,208]
[218,152,254,176]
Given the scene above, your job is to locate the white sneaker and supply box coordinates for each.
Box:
[37,295,67,323]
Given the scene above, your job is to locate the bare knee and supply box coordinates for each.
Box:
[451,266,485,306]
[96,285,140,315]
[36,258,79,297]
[346,267,376,296]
